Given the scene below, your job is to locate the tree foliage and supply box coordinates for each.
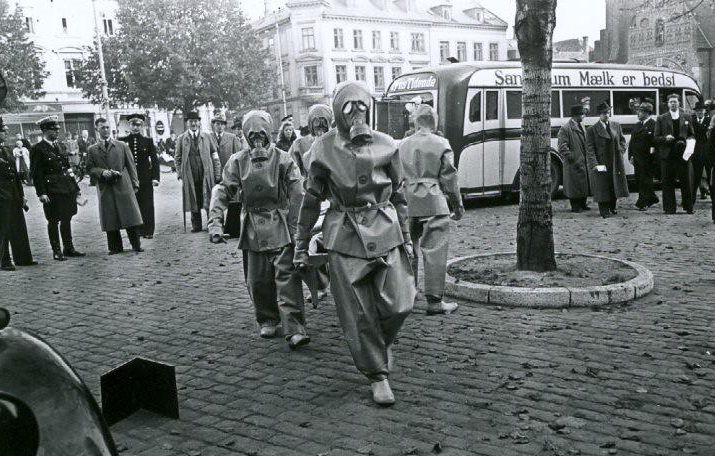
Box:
[75,0,275,112]
[0,0,48,111]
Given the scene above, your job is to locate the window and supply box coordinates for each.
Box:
[612,90,657,115]
[302,27,315,51]
[355,65,366,81]
[489,43,499,61]
[655,19,665,46]
[61,17,68,33]
[439,41,449,62]
[64,59,81,88]
[562,90,610,117]
[334,28,344,49]
[374,67,385,89]
[391,67,402,80]
[456,42,466,62]
[103,19,113,36]
[411,33,425,52]
[506,90,562,119]
[486,91,498,120]
[304,65,319,86]
[25,17,34,33]
[473,43,483,61]
[469,92,481,122]
[372,31,382,50]
[336,65,347,83]
[354,30,363,50]
[390,32,400,51]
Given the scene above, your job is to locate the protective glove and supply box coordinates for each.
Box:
[293,248,310,271]
[451,205,465,221]
[209,233,226,244]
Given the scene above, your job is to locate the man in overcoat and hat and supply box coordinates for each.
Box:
[87,118,144,254]
[690,101,711,201]
[0,116,36,270]
[585,101,629,218]
[118,113,160,238]
[30,115,85,260]
[628,101,659,210]
[175,111,221,232]
[210,113,242,170]
[231,116,250,151]
[558,104,591,212]
[654,93,695,214]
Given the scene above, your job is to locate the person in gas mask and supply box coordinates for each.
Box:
[208,110,309,349]
[399,104,464,315]
[294,81,415,406]
[289,104,333,176]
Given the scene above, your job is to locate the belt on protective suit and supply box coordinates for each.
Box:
[333,200,392,212]
[406,177,440,185]
[245,203,283,213]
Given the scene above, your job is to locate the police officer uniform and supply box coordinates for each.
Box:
[294,82,416,406]
[209,110,308,348]
[118,114,160,238]
[399,105,463,315]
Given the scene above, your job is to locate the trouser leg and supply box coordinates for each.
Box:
[408,218,423,287]
[420,216,450,304]
[106,231,123,252]
[8,203,33,265]
[327,248,415,382]
[191,174,204,231]
[47,221,61,252]
[0,239,11,267]
[661,157,676,213]
[678,159,693,211]
[190,211,202,231]
[246,250,281,326]
[691,159,704,200]
[635,152,657,206]
[137,184,154,236]
[273,244,307,338]
[127,226,141,250]
[59,218,72,251]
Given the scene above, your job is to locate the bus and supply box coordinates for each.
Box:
[377,61,702,197]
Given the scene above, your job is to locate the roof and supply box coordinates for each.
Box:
[553,38,584,52]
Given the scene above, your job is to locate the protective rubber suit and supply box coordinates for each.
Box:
[293,82,416,405]
[209,110,309,349]
[288,104,333,177]
[398,104,464,315]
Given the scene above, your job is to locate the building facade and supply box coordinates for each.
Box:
[253,0,509,128]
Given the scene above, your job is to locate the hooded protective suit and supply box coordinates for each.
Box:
[288,104,333,176]
[294,82,415,383]
[208,110,307,338]
[398,104,463,304]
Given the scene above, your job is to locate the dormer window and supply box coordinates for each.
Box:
[442,9,450,20]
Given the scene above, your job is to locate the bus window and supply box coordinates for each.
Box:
[612,91,657,115]
[562,90,609,116]
[469,92,481,122]
[506,90,561,119]
[486,91,498,120]
[684,90,699,112]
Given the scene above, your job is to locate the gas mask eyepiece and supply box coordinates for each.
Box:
[342,101,371,142]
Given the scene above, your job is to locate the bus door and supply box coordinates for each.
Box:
[461,88,502,193]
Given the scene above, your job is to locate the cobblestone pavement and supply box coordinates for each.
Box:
[3,175,715,456]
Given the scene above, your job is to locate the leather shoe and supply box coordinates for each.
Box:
[426,301,459,315]
[288,334,310,350]
[144,235,153,239]
[132,247,144,253]
[259,324,279,338]
[53,251,66,261]
[17,261,38,266]
[570,208,582,213]
[686,208,695,214]
[108,249,123,255]
[63,248,85,257]
[582,205,591,211]
[1,264,16,271]
[371,379,395,406]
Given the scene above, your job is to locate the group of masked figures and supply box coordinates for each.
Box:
[204,82,465,405]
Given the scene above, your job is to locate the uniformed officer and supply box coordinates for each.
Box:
[208,110,309,349]
[118,114,160,238]
[399,104,463,315]
[30,116,85,261]
[294,81,416,406]
[0,116,36,270]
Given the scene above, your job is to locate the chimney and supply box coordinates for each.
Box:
[582,36,589,61]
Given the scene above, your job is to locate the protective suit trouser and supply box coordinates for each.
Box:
[327,247,415,382]
[409,215,450,303]
[246,245,306,337]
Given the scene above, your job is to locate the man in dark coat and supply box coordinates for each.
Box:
[0,117,36,270]
[118,114,160,238]
[558,104,591,212]
[654,93,695,214]
[628,102,659,210]
[690,101,711,201]
[30,116,85,261]
[88,118,144,254]
[585,101,629,218]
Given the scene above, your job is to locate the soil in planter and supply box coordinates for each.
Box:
[448,253,638,288]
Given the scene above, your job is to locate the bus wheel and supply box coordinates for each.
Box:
[550,157,562,199]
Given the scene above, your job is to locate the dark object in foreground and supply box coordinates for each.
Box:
[101,357,179,426]
[0,307,119,456]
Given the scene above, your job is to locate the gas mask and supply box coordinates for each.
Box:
[242,110,274,152]
[248,131,269,150]
[332,82,373,144]
[307,104,334,138]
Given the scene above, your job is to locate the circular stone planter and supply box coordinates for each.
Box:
[446,252,653,308]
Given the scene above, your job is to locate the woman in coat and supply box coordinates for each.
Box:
[585,101,629,218]
[275,120,297,152]
[557,105,591,212]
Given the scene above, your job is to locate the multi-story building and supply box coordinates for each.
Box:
[553,37,591,62]
[253,0,509,127]
[5,0,119,138]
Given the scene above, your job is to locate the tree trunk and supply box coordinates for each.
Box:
[514,0,558,272]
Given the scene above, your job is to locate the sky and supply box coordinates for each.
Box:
[240,0,607,46]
